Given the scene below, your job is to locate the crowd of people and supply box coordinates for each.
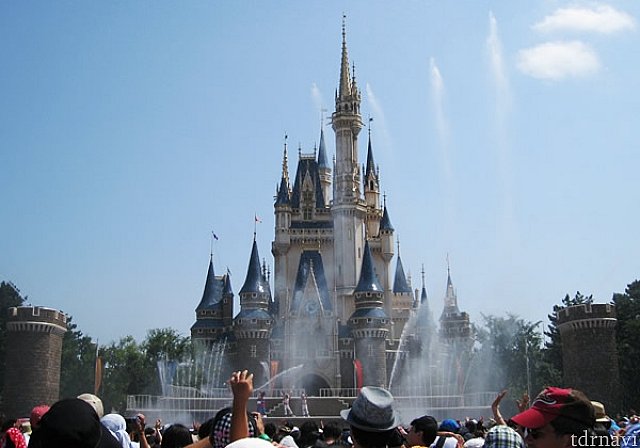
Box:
[1,371,639,448]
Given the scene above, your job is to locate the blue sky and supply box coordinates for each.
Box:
[1,1,638,344]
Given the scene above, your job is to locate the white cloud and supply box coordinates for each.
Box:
[517,41,600,80]
[533,4,636,34]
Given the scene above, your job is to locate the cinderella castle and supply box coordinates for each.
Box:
[190,23,472,395]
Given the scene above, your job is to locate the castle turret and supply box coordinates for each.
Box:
[364,132,382,237]
[3,306,67,418]
[191,255,229,343]
[349,241,389,387]
[273,138,293,308]
[234,239,274,385]
[557,303,621,414]
[317,128,332,206]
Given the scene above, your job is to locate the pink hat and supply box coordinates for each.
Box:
[30,405,50,427]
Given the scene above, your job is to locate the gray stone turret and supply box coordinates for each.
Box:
[234,239,273,385]
[349,241,389,387]
[557,303,621,413]
[3,306,67,417]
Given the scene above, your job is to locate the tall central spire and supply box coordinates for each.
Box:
[339,15,352,99]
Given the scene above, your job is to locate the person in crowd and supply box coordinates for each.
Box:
[510,387,595,448]
[483,426,524,448]
[28,398,122,448]
[1,424,27,448]
[256,392,267,416]
[340,386,401,448]
[263,423,278,443]
[78,393,105,418]
[301,392,310,418]
[102,413,150,448]
[320,422,344,448]
[161,424,194,448]
[431,419,464,448]
[298,421,321,448]
[402,415,438,448]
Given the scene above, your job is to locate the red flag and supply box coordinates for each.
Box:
[353,359,363,391]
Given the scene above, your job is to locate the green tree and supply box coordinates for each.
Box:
[542,291,593,388]
[100,336,148,412]
[59,316,98,399]
[468,314,551,416]
[141,328,191,394]
[0,281,26,404]
[613,280,640,411]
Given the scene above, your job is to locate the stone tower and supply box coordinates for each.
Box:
[350,241,389,387]
[557,303,621,413]
[233,239,274,387]
[3,306,67,417]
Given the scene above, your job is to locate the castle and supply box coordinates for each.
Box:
[190,24,472,395]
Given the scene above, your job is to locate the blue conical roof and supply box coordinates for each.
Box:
[421,286,428,304]
[365,136,376,177]
[380,205,394,231]
[355,241,383,293]
[393,255,412,294]
[276,175,290,205]
[223,272,233,295]
[196,257,223,310]
[240,240,269,295]
[317,128,329,169]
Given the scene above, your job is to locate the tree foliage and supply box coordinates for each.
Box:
[613,280,640,411]
[60,316,98,399]
[0,281,26,404]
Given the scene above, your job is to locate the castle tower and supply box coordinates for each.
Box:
[557,303,621,413]
[350,241,389,387]
[233,239,274,386]
[332,19,366,319]
[3,306,67,417]
[191,255,232,344]
[317,128,332,206]
[391,241,413,340]
[363,132,381,237]
[273,138,293,307]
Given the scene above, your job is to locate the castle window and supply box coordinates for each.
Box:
[303,208,312,220]
[303,190,313,202]
[250,345,257,358]
[368,344,374,357]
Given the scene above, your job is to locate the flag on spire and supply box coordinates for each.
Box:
[255,214,262,223]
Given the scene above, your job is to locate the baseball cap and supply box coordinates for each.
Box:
[510,387,595,429]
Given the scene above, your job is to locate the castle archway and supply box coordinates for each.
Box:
[298,373,330,396]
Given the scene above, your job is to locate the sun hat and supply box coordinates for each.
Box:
[77,393,105,418]
[340,386,401,432]
[591,402,610,424]
[510,387,595,430]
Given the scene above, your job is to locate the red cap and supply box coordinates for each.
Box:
[511,387,594,429]
[30,405,50,427]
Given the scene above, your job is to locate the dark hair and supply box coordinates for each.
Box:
[264,423,278,439]
[322,422,342,441]
[300,421,321,447]
[162,424,193,448]
[199,418,215,440]
[350,426,395,448]
[411,415,438,446]
[551,416,593,436]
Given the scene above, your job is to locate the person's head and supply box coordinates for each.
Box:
[340,387,400,448]
[30,405,50,429]
[299,421,321,447]
[28,398,121,448]
[511,387,595,448]
[210,409,257,448]
[439,419,460,433]
[198,418,215,441]
[406,415,438,447]
[77,393,105,418]
[162,424,193,448]
[321,422,342,444]
[484,426,524,448]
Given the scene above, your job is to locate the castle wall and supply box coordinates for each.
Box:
[557,303,621,413]
[3,306,67,417]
